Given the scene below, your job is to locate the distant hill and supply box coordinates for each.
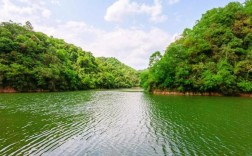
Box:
[0,21,139,92]
[96,57,139,88]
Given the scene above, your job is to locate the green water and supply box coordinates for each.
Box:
[0,90,252,155]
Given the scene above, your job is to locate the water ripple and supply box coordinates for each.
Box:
[0,91,252,155]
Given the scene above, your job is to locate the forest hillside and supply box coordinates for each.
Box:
[0,22,139,92]
[141,0,252,95]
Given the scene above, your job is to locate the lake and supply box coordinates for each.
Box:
[0,90,252,155]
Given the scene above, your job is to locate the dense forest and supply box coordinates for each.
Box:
[141,0,252,95]
[0,22,139,92]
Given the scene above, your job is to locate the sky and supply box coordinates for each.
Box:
[0,0,246,69]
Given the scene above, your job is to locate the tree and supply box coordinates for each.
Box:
[25,21,33,30]
[149,51,162,67]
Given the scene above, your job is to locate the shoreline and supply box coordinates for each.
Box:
[0,87,50,93]
[0,87,17,93]
[1,87,251,97]
[0,87,142,93]
[152,90,252,97]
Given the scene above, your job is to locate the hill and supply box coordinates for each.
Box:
[141,0,252,95]
[0,22,139,92]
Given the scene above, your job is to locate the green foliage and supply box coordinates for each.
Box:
[139,69,150,90]
[142,0,252,95]
[0,21,139,91]
[95,57,139,88]
[149,51,162,67]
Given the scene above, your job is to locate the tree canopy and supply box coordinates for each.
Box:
[141,0,252,95]
[0,21,139,92]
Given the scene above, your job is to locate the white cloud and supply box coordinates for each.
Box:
[88,27,172,69]
[105,0,167,23]
[42,9,52,18]
[36,23,173,69]
[0,0,174,69]
[168,0,180,5]
[50,0,61,5]
[0,0,51,23]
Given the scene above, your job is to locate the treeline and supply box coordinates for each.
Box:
[0,21,139,91]
[141,0,252,95]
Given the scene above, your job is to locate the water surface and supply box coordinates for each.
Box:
[0,90,252,155]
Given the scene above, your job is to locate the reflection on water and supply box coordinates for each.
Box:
[0,90,252,155]
[145,95,252,155]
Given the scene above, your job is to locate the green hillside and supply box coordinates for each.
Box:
[141,1,252,95]
[0,22,139,92]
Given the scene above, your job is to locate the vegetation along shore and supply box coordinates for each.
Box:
[140,0,252,96]
[1,1,252,96]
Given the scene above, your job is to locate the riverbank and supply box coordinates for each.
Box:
[0,87,142,93]
[0,87,17,93]
[0,87,50,93]
[152,90,252,97]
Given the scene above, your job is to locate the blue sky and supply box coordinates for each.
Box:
[0,0,245,69]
